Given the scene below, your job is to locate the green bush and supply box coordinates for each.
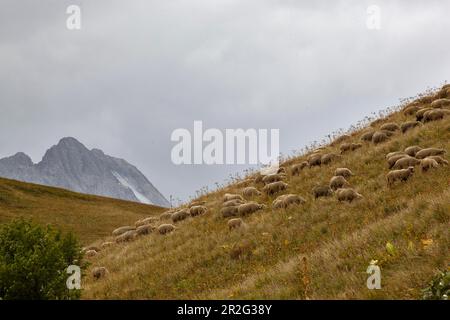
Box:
[422,270,450,300]
[0,219,84,300]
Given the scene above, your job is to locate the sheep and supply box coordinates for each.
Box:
[221,206,239,218]
[85,250,98,257]
[112,226,135,237]
[401,121,422,133]
[190,205,208,217]
[92,267,108,280]
[380,123,400,132]
[242,186,262,198]
[312,185,333,199]
[263,181,288,196]
[254,174,264,184]
[321,153,342,165]
[238,202,267,216]
[403,105,421,116]
[222,199,245,207]
[372,131,389,144]
[235,179,254,188]
[416,108,432,121]
[418,96,434,104]
[228,218,244,230]
[307,154,322,167]
[160,211,174,220]
[329,175,350,191]
[404,146,422,157]
[262,173,286,185]
[331,134,351,146]
[424,109,449,122]
[290,161,308,175]
[272,194,306,209]
[415,148,446,159]
[135,216,159,227]
[387,154,409,169]
[425,156,448,165]
[392,156,421,170]
[386,151,406,159]
[136,224,155,236]
[360,131,375,142]
[223,193,244,202]
[340,143,362,154]
[171,209,190,223]
[158,224,176,235]
[189,200,206,207]
[387,167,415,185]
[334,168,353,179]
[430,98,450,109]
[277,167,287,174]
[420,158,439,172]
[115,230,137,243]
[335,188,363,202]
[101,242,114,249]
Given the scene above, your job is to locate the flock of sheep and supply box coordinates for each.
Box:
[86,84,450,281]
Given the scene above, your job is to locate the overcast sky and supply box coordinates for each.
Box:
[1,0,449,203]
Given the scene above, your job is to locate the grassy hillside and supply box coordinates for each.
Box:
[82,87,449,300]
[0,178,165,244]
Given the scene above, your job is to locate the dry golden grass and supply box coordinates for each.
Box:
[82,90,450,300]
[0,178,165,244]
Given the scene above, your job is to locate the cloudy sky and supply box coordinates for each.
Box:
[1,0,449,203]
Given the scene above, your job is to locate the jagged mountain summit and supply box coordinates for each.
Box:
[0,137,169,207]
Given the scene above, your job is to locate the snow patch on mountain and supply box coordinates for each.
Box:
[112,171,153,205]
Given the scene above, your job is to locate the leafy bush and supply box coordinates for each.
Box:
[422,270,450,300]
[0,219,84,300]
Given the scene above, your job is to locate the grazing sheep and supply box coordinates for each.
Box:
[404,146,422,157]
[290,161,308,175]
[380,123,400,132]
[223,193,244,202]
[115,230,137,243]
[401,121,422,133]
[228,218,244,230]
[340,143,362,154]
[334,168,353,179]
[416,108,432,121]
[262,173,286,185]
[307,154,322,167]
[392,156,421,170]
[430,98,450,109]
[221,206,239,218]
[235,179,254,188]
[263,181,288,196]
[85,250,98,257]
[321,153,342,164]
[420,158,439,172]
[387,167,415,185]
[190,205,208,217]
[171,209,190,223]
[160,211,174,220]
[386,151,406,159]
[424,109,449,122]
[238,202,267,216]
[101,242,114,249]
[403,105,421,116]
[136,224,155,236]
[112,226,135,237]
[387,154,409,169]
[425,156,448,165]
[360,131,375,142]
[189,200,206,207]
[418,96,434,104]
[312,185,333,199]
[158,224,176,235]
[335,188,363,202]
[92,267,108,280]
[242,187,261,198]
[331,134,351,146]
[372,131,389,144]
[272,194,306,209]
[277,167,287,174]
[329,175,350,190]
[223,199,245,207]
[415,148,446,159]
[254,174,264,184]
[135,217,159,227]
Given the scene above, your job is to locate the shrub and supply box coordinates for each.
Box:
[422,270,450,300]
[0,219,84,300]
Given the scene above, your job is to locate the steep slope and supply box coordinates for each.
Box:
[0,177,165,244]
[0,137,170,207]
[83,86,449,300]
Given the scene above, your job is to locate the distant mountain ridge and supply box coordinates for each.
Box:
[0,137,169,207]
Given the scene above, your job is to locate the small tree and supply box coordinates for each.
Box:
[0,219,84,300]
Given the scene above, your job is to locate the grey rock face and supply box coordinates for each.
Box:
[0,137,169,207]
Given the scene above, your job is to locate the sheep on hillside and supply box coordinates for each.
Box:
[242,187,262,198]
[415,148,446,159]
[380,123,400,132]
[190,205,208,217]
[372,131,389,144]
[329,175,350,190]
[158,224,176,235]
[335,188,363,202]
[238,202,267,216]
[321,153,342,165]
[334,168,353,179]
[420,158,439,172]
[115,230,137,243]
[404,146,422,157]
[112,226,135,237]
[387,154,408,169]
[171,209,190,223]
[92,267,109,280]
[387,167,415,186]
[228,218,244,230]
[221,206,239,218]
[223,199,246,207]
[360,131,375,142]
[262,173,286,185]
[312,185,333,199]
[272,194,306,209]
[263,181,288,196]
[223,193,244,202]
[290,161,308,175]
[401,121,422,133]
[392,156,421,170]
